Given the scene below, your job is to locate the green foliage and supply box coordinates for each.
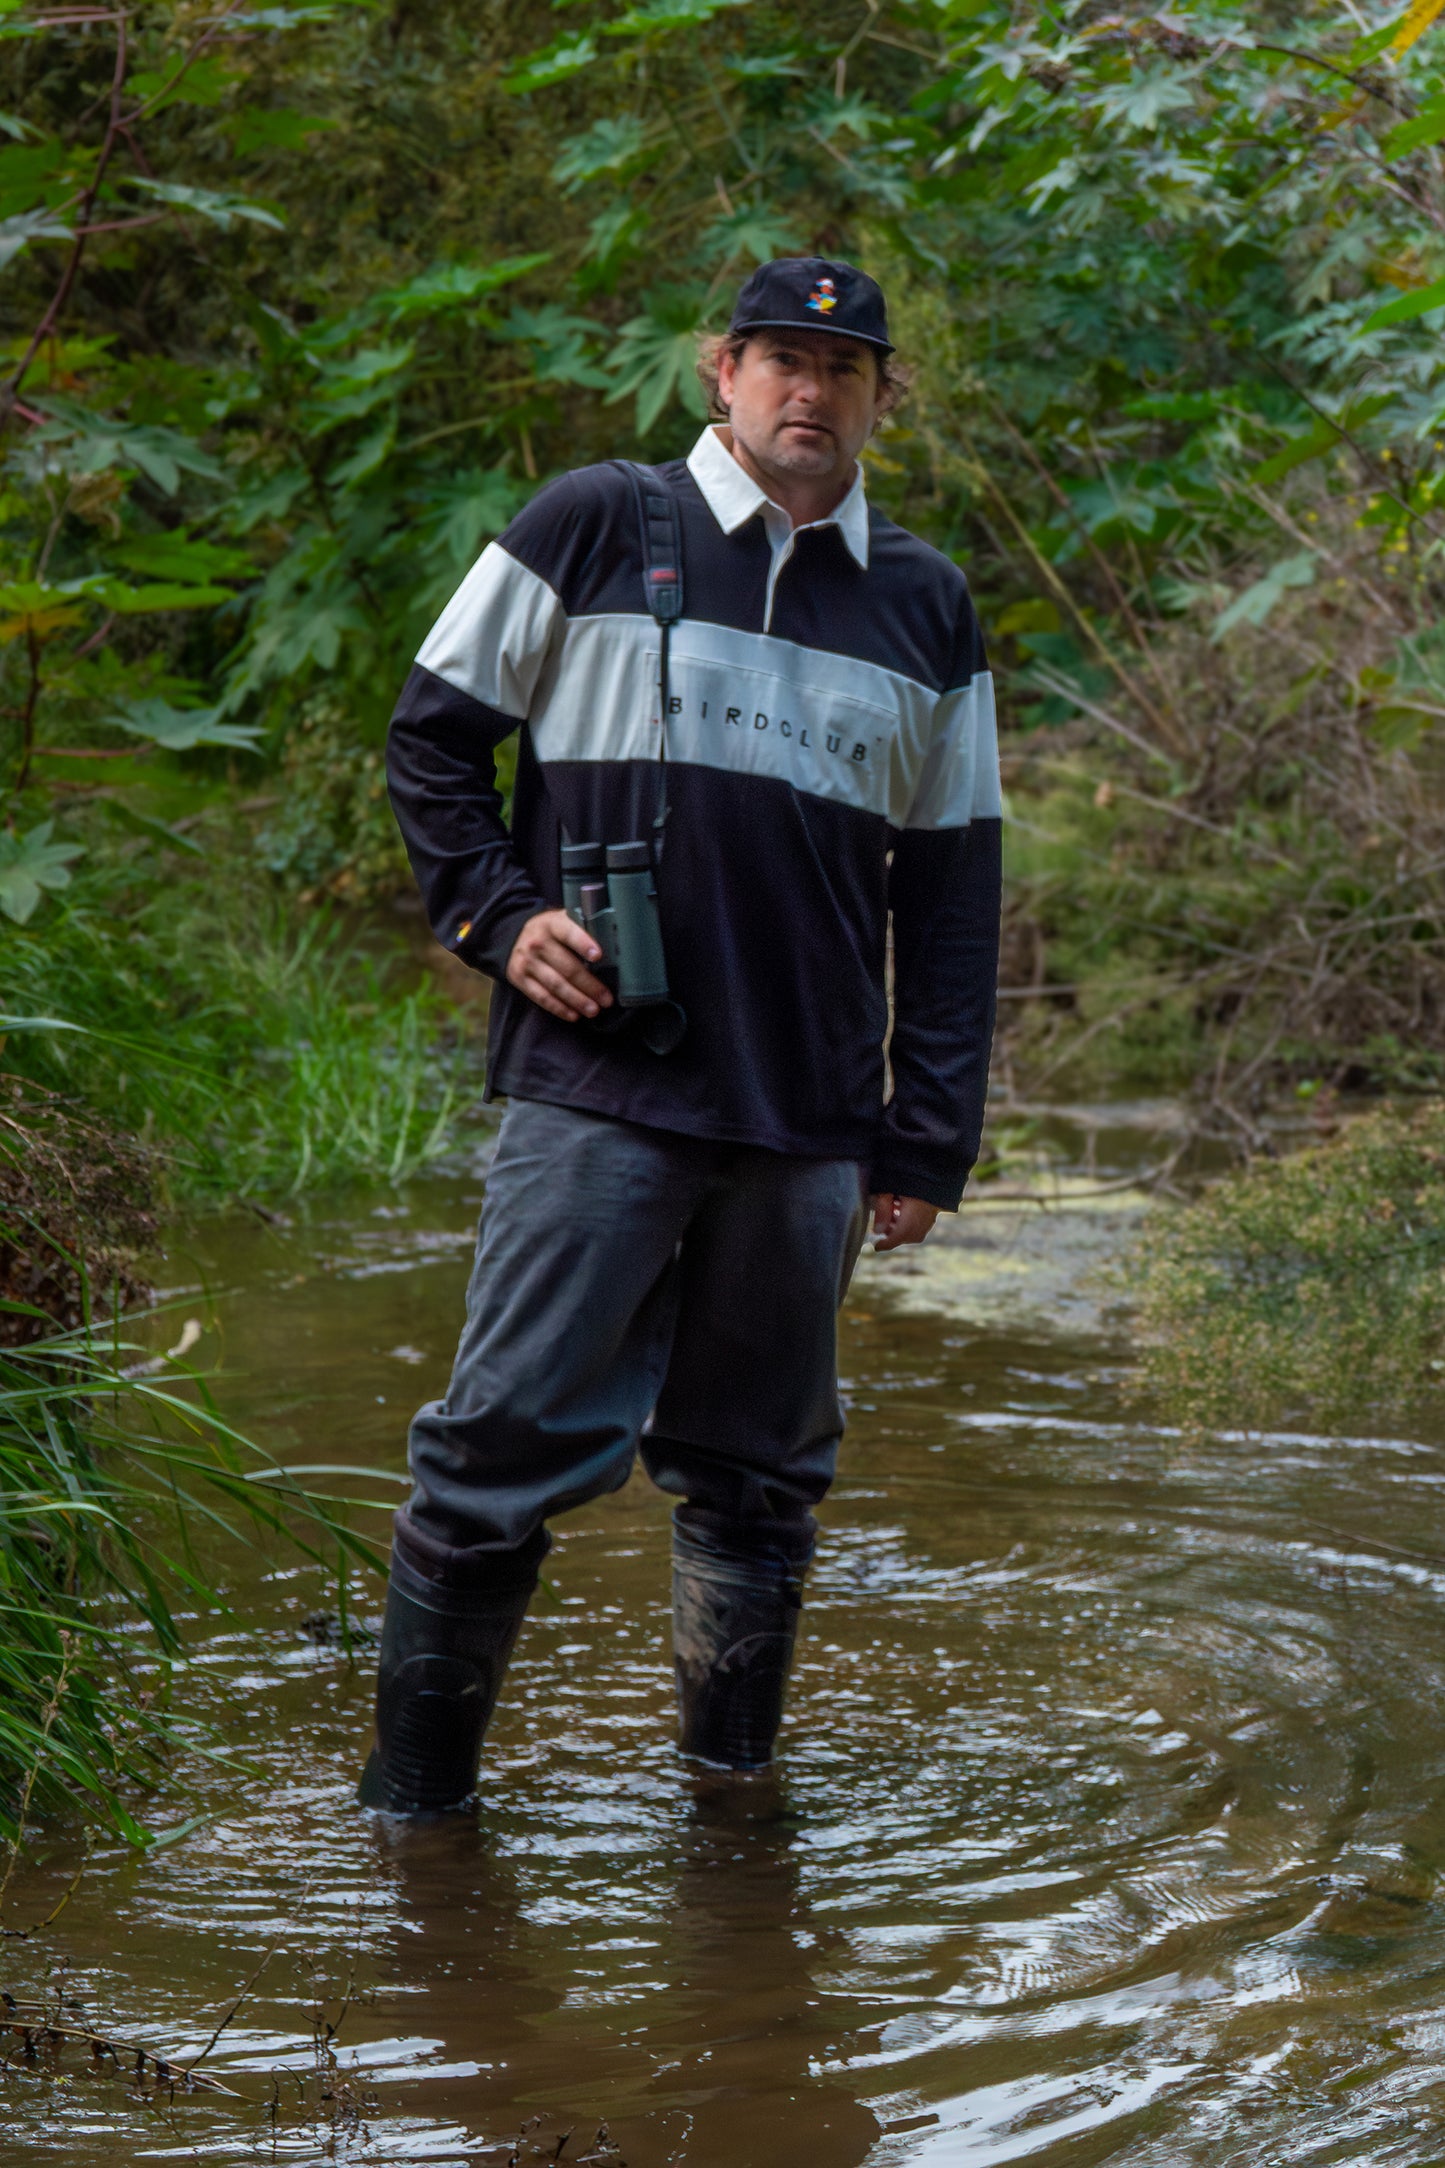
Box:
[0,0,929,820]
[3,0,1445,1108]
[253,696,408,902]
[0,818,80,922]
[0,1299,383,1855]
[1128,1102,1445,1431]
[2,858,481,1198]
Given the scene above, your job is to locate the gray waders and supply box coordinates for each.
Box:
[357,1102,867,1810]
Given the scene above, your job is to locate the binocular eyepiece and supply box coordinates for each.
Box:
[561,840,686,1056]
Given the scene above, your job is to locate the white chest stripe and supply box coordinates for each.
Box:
[418,546,1000,830]
[532,614,998,828]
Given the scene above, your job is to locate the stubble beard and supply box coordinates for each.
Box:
[733,415,843,487]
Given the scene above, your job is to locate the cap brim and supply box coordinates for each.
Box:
[729,315,895,355]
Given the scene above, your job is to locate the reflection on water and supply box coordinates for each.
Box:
[8,1120,1445,2164]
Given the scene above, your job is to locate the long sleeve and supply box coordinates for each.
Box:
[387,666,546,978]
[385,477,578,978]
[870,624,1002,1211]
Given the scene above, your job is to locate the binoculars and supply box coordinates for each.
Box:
[561,840,686,1054]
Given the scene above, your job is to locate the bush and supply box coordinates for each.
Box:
[1128,1102,1445,1432]
[253,698,410,905]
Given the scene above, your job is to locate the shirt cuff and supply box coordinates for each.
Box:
[453,895,546,980]
[866,1151,971,1214]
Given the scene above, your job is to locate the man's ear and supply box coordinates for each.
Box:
[716,343,738,411]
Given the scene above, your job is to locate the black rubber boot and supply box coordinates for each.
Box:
[357,1522,541,1814]
[671,1514,809,1771]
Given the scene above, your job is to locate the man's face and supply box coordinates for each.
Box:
[718,329,884,488]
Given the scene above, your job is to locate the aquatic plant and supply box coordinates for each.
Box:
[1127,1101,1445,1430]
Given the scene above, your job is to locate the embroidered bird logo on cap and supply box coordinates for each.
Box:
[807,277,837,315]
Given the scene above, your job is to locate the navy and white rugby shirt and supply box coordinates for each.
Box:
[387,425,1001,1210]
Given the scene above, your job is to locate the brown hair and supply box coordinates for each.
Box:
[695,328,913,424]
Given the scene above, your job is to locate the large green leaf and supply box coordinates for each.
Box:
[128,179,285,231]
[108,581,235,613]
[34,400,223,493]
[1212,553,1318,641]
[1382,94,1445,158]
[0,823,84,926]
[501,304,611,389]
[110,698,264,752]
[699,202,802,268]
[378,256,551,321]
[128,57,236,111]
[503,35,597,95]
[420,466,526,574]
[109,531,255,584]
[1362,276,1445,332]
[605,294,710,435]
[552,119,650,193]
[606,0,749,33]
[0,204,69,266]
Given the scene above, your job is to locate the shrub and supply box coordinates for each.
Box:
[1128,1102,1445,1432]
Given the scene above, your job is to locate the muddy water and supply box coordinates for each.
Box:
[10,1113,1445,2164]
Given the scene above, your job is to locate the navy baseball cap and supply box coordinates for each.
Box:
[728,256,894,354]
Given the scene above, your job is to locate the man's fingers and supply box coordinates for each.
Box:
[869,1195,938,1252]
[505,911,614,1020]
[536,941,611,1004]
[552,916,605,965]
[530,959,602,1017]
[522,981,583,1022]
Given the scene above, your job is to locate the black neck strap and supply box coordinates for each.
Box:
[614,461,684,850]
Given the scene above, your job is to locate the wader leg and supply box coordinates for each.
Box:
[357,1519,543,1814]
[671,1513,809,1771]
[645,1148,867,1770]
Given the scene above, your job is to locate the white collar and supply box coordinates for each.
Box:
[686,425,870,569]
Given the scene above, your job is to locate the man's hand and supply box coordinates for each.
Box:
[506,909,614,1022]
[869,1193,939,1252]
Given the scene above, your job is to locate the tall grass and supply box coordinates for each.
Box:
[0,859,425,1861]
[0,1286,386,1861]
[2,859,481,1197]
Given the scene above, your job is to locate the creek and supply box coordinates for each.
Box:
[7,1107,1445,2165]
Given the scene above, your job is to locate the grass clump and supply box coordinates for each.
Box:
[1129,1103,1445,1433]
[0,1060,387,1867]
[0,1302,384,1863]
[2,857,481,1200]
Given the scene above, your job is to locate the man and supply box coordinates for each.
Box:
[363,257,1000,1812]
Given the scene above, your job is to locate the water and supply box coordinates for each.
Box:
[9,1116,1445,2165]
